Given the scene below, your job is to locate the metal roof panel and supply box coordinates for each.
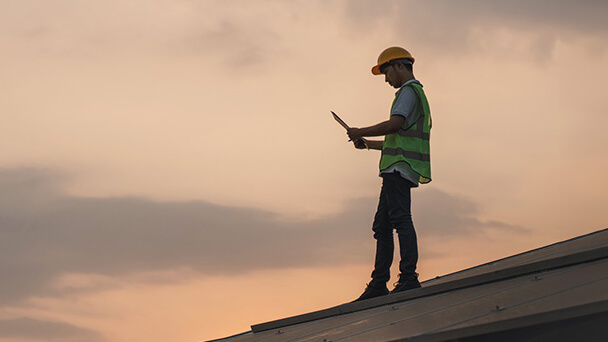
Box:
[208,228,608,342]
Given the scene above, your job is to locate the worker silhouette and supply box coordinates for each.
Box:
[347,46,432,301]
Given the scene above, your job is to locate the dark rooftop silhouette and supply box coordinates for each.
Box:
[208,228,608,342]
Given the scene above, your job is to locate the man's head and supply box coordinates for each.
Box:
[372,46,415,88]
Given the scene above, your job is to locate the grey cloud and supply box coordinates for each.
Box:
[184,19,283,70]
[343,0,608,61]
[5,1,607,65]
[0,317,104,342]
[0,0,285,69]
[414,188,529,236]
[444,0,608,34]
[0,168,373,305]
[0,168,523,305]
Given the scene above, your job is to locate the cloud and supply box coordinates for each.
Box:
[0,168,373,305]
[3,0,607,67]
[0,317,104,342]
[342,0,608,62]
[0,0,287,70]
[0,168,524,305]
[415,188,529,236]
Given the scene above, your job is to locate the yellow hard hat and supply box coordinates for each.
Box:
[371,46,415,75]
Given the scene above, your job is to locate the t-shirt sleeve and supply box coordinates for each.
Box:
[391,87,420,129]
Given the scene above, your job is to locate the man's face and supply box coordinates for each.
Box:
[382,63,402,89]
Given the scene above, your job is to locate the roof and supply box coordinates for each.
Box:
[209,228,608,342]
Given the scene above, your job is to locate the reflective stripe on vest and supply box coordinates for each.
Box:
[397,103,430,139]
[382,147,430,162]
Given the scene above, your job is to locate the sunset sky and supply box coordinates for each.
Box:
[1,1,608,341]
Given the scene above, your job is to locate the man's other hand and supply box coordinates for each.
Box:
[353,139,367,149]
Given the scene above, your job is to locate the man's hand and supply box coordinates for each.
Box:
[347,116,405,140]
[347,127,363,142]
[353,138,367,149]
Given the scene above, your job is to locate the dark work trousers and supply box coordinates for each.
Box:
[370,172,419,285]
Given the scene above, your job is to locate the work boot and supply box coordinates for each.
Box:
[352,282,389,302]
[390,274,421,294]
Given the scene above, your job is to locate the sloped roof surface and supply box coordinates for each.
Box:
[209,228,608,342]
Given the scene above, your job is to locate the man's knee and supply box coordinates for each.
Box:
[393,219,415,236]
[373,229,393,241]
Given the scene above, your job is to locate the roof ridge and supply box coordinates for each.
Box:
[423,227,608,284]
[250,228,608,333]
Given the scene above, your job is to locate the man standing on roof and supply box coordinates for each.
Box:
[348,46,432,302]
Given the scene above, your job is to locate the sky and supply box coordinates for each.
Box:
[1,0,607,341]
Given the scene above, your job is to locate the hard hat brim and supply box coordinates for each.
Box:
[371,57,415,75]
[371,64,383,75]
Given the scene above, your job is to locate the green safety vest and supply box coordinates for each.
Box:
[379,82,432,184]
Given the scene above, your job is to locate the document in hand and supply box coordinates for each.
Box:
[331,111,350,130]
[331,111,368,147]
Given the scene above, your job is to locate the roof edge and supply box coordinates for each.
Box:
[396,299,608,342]
[426,227,608,284]
[251,244,608,333]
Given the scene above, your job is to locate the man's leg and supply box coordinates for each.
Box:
[352,178,393,302]
[370,181,394,285]
[383,173,420,292]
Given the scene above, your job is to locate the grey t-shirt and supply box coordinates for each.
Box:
[391,80,421,127]
[380,79,422,186]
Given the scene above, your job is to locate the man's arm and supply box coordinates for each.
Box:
[366,140,383,150]
[354,139,383,150]
[347,115,405,142]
